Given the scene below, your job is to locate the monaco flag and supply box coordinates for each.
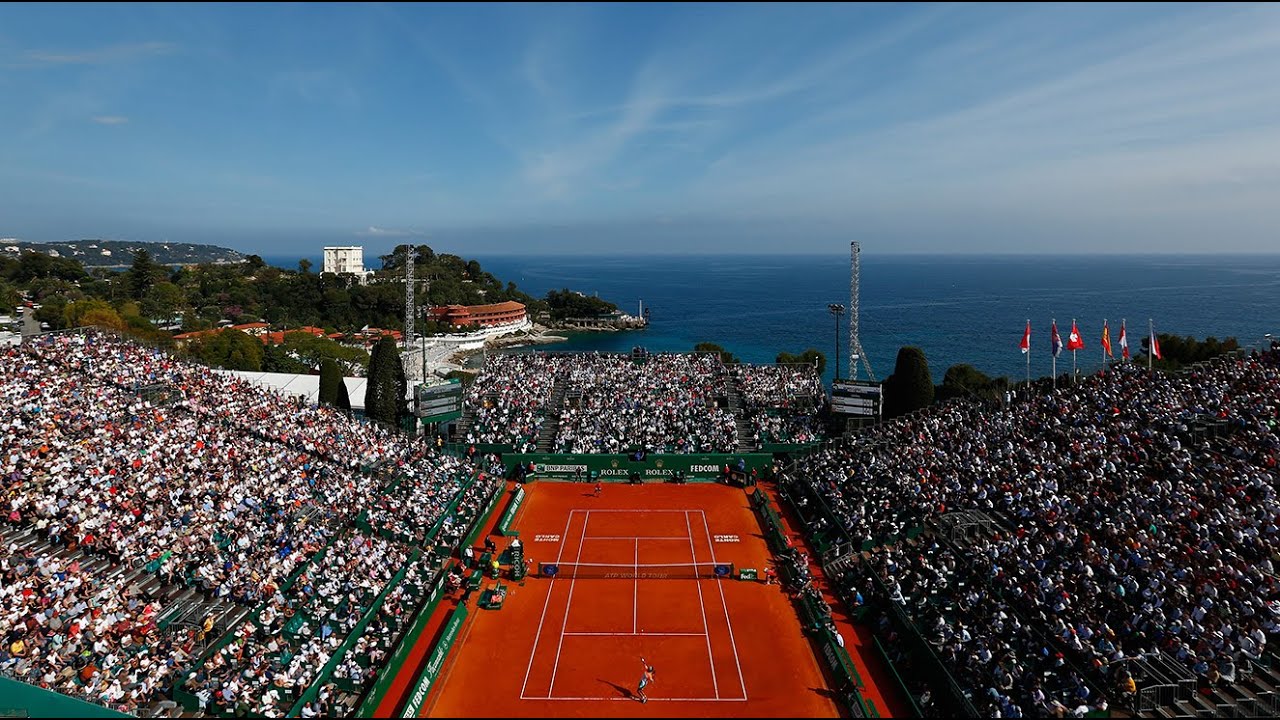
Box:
[1119,320,1129,359]
[1020,320,1031,354]
[1151,327,1162,360]
[1102,321,1113,357]
[1067,320,1085,351]
[1051,321,1064,357]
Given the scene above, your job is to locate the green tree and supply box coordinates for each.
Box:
[34,298,69,330]
[142,281,186,320]
[125,249,167,301]
[545,288,617,320]
[334,372,352,411]
[8,251,88,284]
[365,337,406,425]
[0,279,22,313]
[936,363,1008,405]
[262,343,309,374]
[1137,333,1240,372]
[318,358,343,406]
[64,299,118,328]
[278,331,369,373]
[694,342,740,364]
[298,258,313,274]
[884,346,934,419]
[777,348,827,376]
[64,299,126,331]
[192,329,263,371]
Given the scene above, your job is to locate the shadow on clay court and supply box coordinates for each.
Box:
[599,679,635,699]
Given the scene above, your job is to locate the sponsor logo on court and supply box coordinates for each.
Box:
[714,534,740,543]
[534,534,561,543]
[690,464,722,473]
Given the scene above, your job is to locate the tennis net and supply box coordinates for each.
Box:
[538,561,734,580]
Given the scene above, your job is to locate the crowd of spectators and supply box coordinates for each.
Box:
[0,330,488,714]
[790,348,1280,717]
[182,530,412,717]
[731,364,824,448]
[555,353,737,453]
[0,544,189,712]
[462,354,574,452]
[365,454,478,545]
[461,351,831,454]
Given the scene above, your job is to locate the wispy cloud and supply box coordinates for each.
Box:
[271,69,361,108]
[357,226,429,238]
[17,41,175,67]
[92,115,129,125]
[682,5,1280,234]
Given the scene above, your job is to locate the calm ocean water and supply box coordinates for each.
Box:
[266,254,1280,384]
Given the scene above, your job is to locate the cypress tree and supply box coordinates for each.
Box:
[365,337,405,425]
[335,372,352,411]
[318,359,342,406]
[885,346,934,419]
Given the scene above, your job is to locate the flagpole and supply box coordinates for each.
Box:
[1071,317,1077,385]
[1051,318,1057,390]
[1102,318,1107,375]
[1025,319,1031,387]
[1148,318,1154,372]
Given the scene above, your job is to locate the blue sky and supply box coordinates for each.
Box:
[2,2,1279,256]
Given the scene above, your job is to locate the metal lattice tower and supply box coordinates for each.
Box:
[849,241,875,381]
[404,246,416,348]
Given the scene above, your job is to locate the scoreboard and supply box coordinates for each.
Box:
[415,379,463,422]
[831,380,882,418]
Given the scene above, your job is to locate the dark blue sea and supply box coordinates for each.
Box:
[265,254,1280,385]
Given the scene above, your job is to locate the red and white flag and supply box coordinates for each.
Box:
[1067,320,1085,351]
[1119,320,1129,360]
[1151,327,1162,360]
[1019,320,1031,354]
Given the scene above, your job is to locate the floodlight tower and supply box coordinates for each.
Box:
[404,246,416,349]
[849,241,875,381]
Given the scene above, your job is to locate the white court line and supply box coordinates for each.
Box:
[633,538,638,634]
[519,510,576,699]
[685,511,719,700]
[699,509,747,699]
[568,504,691,509]
[583,536,689,540]
[547,510,591,698]
[535,691,747,696]
[565,627,711,632]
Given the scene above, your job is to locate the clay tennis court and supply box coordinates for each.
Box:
[424,482,844,718]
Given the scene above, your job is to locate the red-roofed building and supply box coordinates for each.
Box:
[338,327,403,350]
[174,325,330,347]
[260,327,328,345]
[428,301,526,328]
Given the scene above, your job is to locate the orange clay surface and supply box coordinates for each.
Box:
[423,481,847,718]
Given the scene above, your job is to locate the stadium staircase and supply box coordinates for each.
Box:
[536,380,570,452]
[453,394,487,441]
[724,385,756,453]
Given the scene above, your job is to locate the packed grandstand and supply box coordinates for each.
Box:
[1,330,500,716]
[5,329,1280,719]
[457,351,825,454]
[784,346,1280,718]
